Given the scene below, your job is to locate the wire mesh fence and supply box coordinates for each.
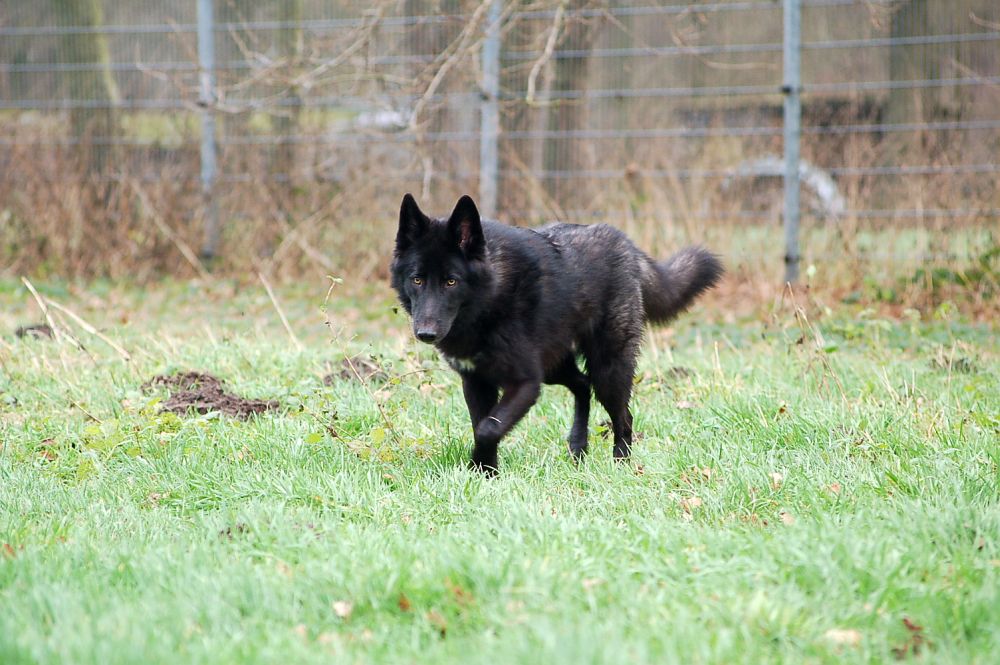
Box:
[1,0,998,281]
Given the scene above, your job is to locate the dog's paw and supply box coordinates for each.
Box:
[468,457,499,477]
[568,444,588,463]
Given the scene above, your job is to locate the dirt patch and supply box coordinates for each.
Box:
[929,355,979,374]
[219,523,249,540]
[324,354,388,385]
[142,371,279,419]
[15,324,53,340]
[142,371,222,393]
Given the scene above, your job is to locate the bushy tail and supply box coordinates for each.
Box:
[641,247,724,324]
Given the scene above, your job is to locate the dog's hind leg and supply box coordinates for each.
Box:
[584,331,641,460]
[592,368,635,459]
[546,356,591,459]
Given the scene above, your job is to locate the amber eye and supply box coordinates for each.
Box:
[412,277,423,286]
[446,278,458,287]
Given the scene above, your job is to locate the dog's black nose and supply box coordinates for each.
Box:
[415,330,438,343]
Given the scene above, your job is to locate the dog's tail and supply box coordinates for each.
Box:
[641,247,724,324]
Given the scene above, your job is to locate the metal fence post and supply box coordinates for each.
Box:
[782,0,801,283]
[479,0,502,218]
[197,0,219,261]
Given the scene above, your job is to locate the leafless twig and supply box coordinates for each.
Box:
[130,180,212,280]
[526,0,566,106]
[44,299,132,362]
[321,277,402,447]
[258,271,305,353]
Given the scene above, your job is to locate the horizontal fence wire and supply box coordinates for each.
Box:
[1,0,998,271]
[6,32,1000,73]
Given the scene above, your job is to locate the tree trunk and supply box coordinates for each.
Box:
[273,0,303,184]
[53,0,120,175]
[888,0,937,126]
[545,4,594,207]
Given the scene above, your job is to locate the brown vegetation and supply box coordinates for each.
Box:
[1,1,997,314]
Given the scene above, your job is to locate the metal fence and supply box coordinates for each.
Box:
[2,0,998,279]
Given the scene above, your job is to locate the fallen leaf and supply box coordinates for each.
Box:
[398,593,412,612]
[2,543,15,559]
[828,482,842,495]
[293,623,308,639]
[680,496,703,513]
[769,472,784,490]
[892,617,929,659]
[824,628,862,647]
[779,510,795,525]
[699,467,713,481]
[427,609,448,637]
[38,438,58,461]
[332,600,354,619]
[447,580,474,606]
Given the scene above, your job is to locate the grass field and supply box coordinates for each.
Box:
[0,279,997,664]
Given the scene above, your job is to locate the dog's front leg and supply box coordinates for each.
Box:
[462,375,498,429]
[470,380,541,473]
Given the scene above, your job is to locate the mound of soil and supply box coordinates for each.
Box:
[324,354,388,385]
[142,371,222,392]
[142,371,278,419]
[15,324,53,340]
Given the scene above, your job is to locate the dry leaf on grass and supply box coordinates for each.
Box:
[680,496,703,513]
[332,600,354,619]
[779,511,796,525]
[769,472,784,490]
[892,617,929,659]
[426,610,448,637]
[823,628,862,647]
[447,580,474,607]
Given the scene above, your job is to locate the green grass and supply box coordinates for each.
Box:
[0,282,997,664]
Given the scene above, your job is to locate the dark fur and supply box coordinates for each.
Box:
[391,194,723,472]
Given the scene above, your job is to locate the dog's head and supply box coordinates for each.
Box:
[390,194,490,344]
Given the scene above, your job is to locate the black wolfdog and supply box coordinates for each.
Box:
[391,194,722,473]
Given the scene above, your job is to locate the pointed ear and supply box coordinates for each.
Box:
[446,195,485,258]
[396,193,430,251]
